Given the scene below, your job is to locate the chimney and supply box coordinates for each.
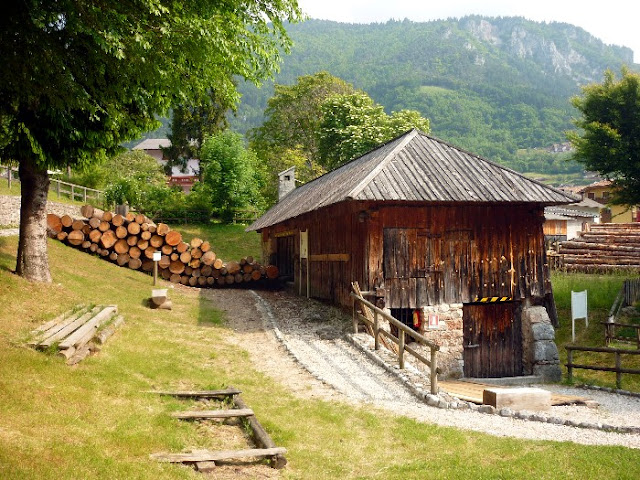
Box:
[278,166,296,201]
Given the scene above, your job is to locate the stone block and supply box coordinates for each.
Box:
[532,364,562,382]
[483,387,551,411]
[534,340,559,363]
[532,322,555,341]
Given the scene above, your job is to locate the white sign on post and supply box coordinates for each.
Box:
[571,290,588,342]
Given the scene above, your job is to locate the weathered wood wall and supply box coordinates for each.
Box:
[259,201,550,309]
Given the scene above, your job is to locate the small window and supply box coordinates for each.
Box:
[587,192,595,199]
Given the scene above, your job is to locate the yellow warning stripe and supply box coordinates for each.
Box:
[474,296,513,303]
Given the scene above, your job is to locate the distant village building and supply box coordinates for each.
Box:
[543,198,600,242]
[546,142,573,153]
[579,180,639,223]
[248,130,576,380]
[132,138,199,193]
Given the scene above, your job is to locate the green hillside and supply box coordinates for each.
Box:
[228,16,635,178]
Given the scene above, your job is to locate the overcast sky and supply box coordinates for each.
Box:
[297,0,638,64]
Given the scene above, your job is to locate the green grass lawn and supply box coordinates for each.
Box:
[552,271,640,391]
[1,238,639,479]
[171,221,262,262]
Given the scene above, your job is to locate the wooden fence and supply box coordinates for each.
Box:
[350,289,440,394]
[603,322,640,349]
[566,345,640,389]
[2,165,104,206]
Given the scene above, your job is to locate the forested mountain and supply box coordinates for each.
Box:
[229,16,635,179]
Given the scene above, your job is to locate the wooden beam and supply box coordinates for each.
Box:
[151,447,287,463]
[308,253,350,262]
[234,394,287,469]
[171,408,254,420]
[145,387,241,399]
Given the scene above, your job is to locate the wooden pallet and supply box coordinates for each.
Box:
[439,380,594,407]
[28,305,122,365]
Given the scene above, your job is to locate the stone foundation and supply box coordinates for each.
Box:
[521,305,562,382]
[386,302,562,382]
[385,303,464,378]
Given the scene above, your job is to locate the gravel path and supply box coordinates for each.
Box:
[0,228,18,237]
[205,287,640,449]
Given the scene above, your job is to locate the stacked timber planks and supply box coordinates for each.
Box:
[28,304,123,365]
[559,223,640,272]
[47,204,279,287]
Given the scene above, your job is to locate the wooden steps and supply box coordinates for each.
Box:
[150,386,287,470]
[28,305,123,365]
[171,408,254,420]
[151,447,287,464]
[147,387,242,399]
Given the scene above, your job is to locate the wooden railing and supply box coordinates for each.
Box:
[1,165,104,206]
[350,290,440,394]
[566,345,640,389]
[603,322,640,349]
[51,178,104,205]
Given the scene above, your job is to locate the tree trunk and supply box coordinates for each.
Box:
[16,158,52,282]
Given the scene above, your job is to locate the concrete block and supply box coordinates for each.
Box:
[483,387,551,411]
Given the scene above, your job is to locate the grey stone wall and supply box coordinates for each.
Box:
[0,195,82,226]
[521,305,562,382]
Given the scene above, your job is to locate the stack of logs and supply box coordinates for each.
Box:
[47,205,279,287]
[558,223,640,272]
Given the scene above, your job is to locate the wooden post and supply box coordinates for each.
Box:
[567,348,573,383]
[71,184,74,201]
[83,187,87,203]
[430,347,438,394]
[616,352,622,389]
[352,301,358,334]
[57,180,61,198]
[153,260,158,286]
[374,310,379,351]
[398,329,405,369]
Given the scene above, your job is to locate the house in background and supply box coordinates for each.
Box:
[248,129,577,380]
[579,180,639,223]
[543,197,601,243]
[132,138,199,193]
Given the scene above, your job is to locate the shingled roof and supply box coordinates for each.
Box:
[247,129,578,231]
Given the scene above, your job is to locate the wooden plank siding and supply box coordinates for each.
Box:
[260,201,550,309]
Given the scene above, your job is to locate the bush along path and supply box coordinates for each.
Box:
[46,204,279,288]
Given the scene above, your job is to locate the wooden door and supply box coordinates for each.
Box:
[463,302,522,378]
[276,235,295,279]
[383,228,443,308]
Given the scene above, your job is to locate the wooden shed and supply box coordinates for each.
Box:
[247,130,577,378]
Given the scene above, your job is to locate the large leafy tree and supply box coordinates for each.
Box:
[200,131,263,222]
[0,0,301,281]
[568,68,640,205]
[318,93,431,169]
[249,72,356,202]
[250,72,357,162]
[163,87,236,174]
